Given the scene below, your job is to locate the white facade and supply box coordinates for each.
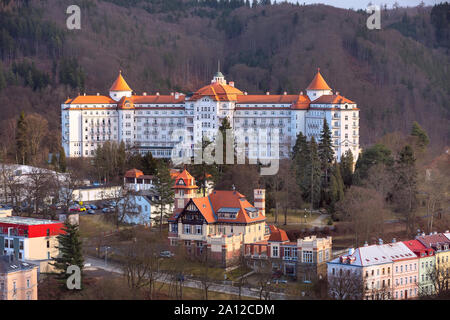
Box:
[62,71,360,162]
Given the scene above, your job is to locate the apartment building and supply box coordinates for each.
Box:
[0,215,63,273]
[0,255,38,300]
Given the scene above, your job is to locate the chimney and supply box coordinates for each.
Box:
[434,232,437,235]
[96,92,99,96]
[253,189,265,217]
[156,92,160,96]
[143,92,147,96]
[392,238,396,243]
[229,81,235,87]
[378,238,383,245]
[83,93,86,96]
[175,92,179,99]
[300,91,303,95]
[244,92,248,95]
[336,91,340,95]
[364,241,368,247]
[266,92,270,95]
[422,232,425,236]
[283,91,287,95]
[171,92,174,96]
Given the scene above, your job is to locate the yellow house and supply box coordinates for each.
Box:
[0,255,38,300]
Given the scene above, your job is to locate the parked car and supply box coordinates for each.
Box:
[102,208,110,213]
[89,204,97,210]
[160,251,174,258]
[87,209,95,214]
[79,207,87,212]
[69,207,80,212]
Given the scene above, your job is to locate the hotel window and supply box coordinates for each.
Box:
[196,225,202,235]
[303,251,313,263]
[184,225,191,234]
[27,279,30,288]
[272,246,278,257]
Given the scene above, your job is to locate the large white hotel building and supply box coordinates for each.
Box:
[61,69,360,162]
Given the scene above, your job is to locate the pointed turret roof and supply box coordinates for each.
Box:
[110,71,132,92]
[306,68,331,91]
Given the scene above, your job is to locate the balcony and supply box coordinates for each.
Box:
[283,256,298,261]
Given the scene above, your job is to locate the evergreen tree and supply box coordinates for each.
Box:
[151,161,175,233]
[16,111,28,165]
[50,152,58,170]
[354,144,393,183]
[304,137,321,209]
[393,145,418,236]
[52,220,84,288]
[214,117,233,183]
[59,147,67,173]
[189,136,218,196]
[292,132,308,195]
[318,119,334,180]
[411,121,429,151]
[341,149,354,187]
[141,152,158,175]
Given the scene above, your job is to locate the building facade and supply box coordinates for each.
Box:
[0,215,63,273]
[0,255,38,300]
[167,169,267,267]
[61,70,360,162]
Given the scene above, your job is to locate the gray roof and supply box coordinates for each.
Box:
[0,255,37,274]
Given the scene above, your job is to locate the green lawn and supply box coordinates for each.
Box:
[265,208,320,226]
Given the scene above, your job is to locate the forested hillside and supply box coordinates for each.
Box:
[0,0,448,164]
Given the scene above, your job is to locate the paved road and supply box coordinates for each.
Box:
[85,256,288,300]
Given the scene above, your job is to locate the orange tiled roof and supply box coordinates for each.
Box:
[65,95,117,104]
[306,69,331,91]
[125,169,144,178]
[173,169,198,189]
[268,225,289,242]
[292,94,311,109]
[170,189,266,224]
[131,95,185,104]
[110,71,132,91]
[311,94,355,104]
[190,82,244,102]
[236,95,299,104]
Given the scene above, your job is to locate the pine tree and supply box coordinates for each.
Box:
[318,119,334,180]
[52,220,84,288]
[151,161,175,233]
[393,145,418,236]
[50,152,58,170]
[411,121,429,151]
[59,147,67,173]
[341,149,354,187]
[16,111,28,165]
[304,137,321,209]
[141,152,157,175]
[292,132,308,195]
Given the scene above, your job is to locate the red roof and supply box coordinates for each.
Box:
[402,239,434,257]
[306,69,332,91]
[417,233,450,249]
[110,71,132,91]
[170,189,266,224]
[311,94,355,104]
[125,169,144,178]
[190,82,244,102]
[268,225,289,242]
[173,169,198,189]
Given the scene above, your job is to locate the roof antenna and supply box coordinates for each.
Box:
[231,184,235,191]
[218,60,220,73]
